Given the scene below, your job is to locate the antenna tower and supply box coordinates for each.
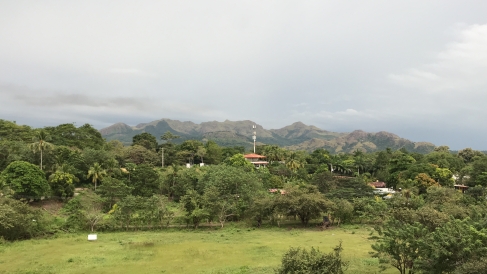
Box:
[252,125,256,153]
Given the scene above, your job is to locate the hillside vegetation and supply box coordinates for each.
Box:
[2,118,487,273]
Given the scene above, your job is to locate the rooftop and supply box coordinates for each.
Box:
[244,153,266,159]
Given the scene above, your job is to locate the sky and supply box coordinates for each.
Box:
[1,1,487,150]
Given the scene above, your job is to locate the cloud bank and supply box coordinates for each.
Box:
[1,1,487,149]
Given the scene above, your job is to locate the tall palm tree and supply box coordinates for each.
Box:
[286,152,304,172]
[87,162,107,191]
[326,155,342,173]
[29,130,54,170]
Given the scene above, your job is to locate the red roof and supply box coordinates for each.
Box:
[369,181,387,188]
[244,153,266,159]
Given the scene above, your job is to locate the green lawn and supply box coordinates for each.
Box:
[0,225,396,274]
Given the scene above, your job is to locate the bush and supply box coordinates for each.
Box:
[1,161,50,200]
[276,242,348,274]
[0,197,55,240]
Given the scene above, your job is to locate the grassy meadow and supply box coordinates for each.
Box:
[0,225,395,274]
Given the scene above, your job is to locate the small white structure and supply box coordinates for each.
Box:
[200,163,204,167]
[186,163,191,168]
[88,234,97,241]
[373,188,395,195]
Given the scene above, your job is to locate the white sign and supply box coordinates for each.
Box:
[88,234,97,241]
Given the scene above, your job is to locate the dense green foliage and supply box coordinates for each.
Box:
[0,197,54,240]
[276,243,348,274]
[1,161,50,200]
[2,119,487,274]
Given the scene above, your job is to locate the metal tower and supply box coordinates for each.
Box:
[252,125,256,153]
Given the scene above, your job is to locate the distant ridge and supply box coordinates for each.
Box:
[100,118,436,153]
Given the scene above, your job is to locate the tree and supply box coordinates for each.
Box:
[44,123,105,150]
[433,167,454,187]
[124,145,160,165]
[178,140,203,165]
[165,165,202,201]
[286,152,304,173]
[48,170,77,199]
[63,191,105,232]
[416,218,487,274]
[87,162,107,191]
[327,155,343,173]
[1,161,50,200]
[331,199,353,226]
[434,145,450,153]
[372,219,428,274]
[388,153,417,189]
[0,119,35,142]
[132,132,158,151]
[466,185,486,201]
[161,131,180,143]
[198,165,263,219]
[224,153,254,171]
[203,185,236,228]
[130,164,160,197]
[0,197,46,240]
[324,178,374,201]
[458,148,485,164]
[413,173,438,194]
[29,130,54,170]
[96,177,132,209]
[196,147,207,164]
[311,170,337,193]
[276,242,348,274]
[221,146,245,159]
[424,151,465,174]
[262,145,288,163]
[180,189,208,228]
[204,140,223,165]
[83,194,105,232]
[0,140,35,171]
[275,185,332,226]
[454,257,487,274]
[112,195,143,230]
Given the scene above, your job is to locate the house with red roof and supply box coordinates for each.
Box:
[369,181,387,188]
[244,153,269,168]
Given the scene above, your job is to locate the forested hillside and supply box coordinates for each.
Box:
[100,119,436,153]
[2,118,487,273]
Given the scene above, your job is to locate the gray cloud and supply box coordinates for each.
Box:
[0,84,153,109]
[1,1,487,149]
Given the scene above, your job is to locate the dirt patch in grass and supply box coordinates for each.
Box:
[30,199,64,214]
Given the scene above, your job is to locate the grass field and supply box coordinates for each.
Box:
[0,225,396,274]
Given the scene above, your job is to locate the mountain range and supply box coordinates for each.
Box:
[99,119,436,153]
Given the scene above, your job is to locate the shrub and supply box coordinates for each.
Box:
[276,242,348,274]
[1,161,50,200]
[0,197,54,240]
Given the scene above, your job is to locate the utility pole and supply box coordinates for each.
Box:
[252,125,256,153]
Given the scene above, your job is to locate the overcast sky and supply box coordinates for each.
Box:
[1,1,487,150]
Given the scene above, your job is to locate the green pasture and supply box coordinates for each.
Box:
[0,226,395,274]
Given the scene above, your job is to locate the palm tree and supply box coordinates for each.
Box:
[286,152,304,172]
[29,130,54,170]
[87,163,107,191]
[326,155,342,173]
